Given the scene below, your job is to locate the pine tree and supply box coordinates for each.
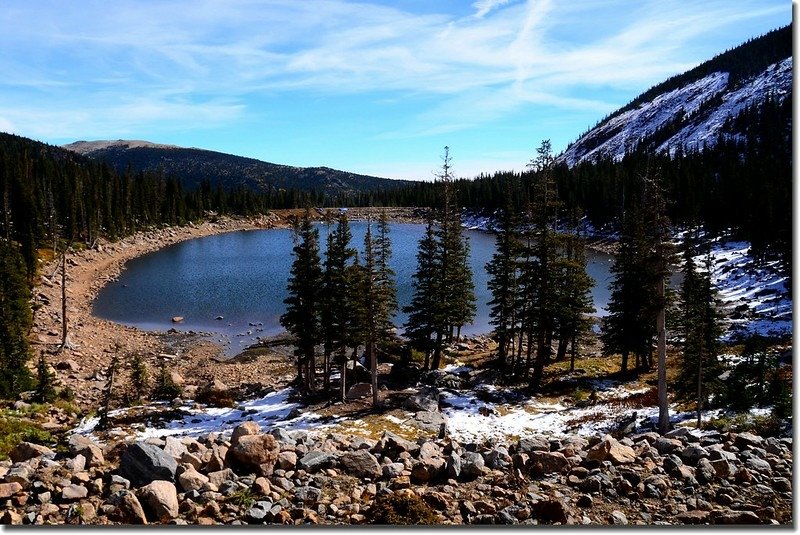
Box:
[553,214,595,372]
[678,239,722,429]
[130,353,150,403]
[281,209,324,394]
[0,239,34,398]
[34,354,56,403]
[486,196,523,369]
[152,361,182,401]
[601,202,657,374]
[97,354,119,431]
[374,210,398,347]
[321,212,356,398]
[404,215,441,369]
[522,140,564,391]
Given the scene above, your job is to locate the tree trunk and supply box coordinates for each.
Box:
[569,335,577,373]
[431,331,444,370]
[60,249,68,348]
[369,340,378,408]
[555,334,568,362]
[696,358,703,430]
[621,350,629,374]
[340,351,347,403]
[657,275,669,434]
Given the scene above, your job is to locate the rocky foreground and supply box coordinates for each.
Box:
[0,419,791,525]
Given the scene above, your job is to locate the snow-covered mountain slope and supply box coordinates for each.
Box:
[559,56,792,167]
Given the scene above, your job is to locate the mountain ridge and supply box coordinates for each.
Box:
[559,25,792,167]
[61,140,413,196]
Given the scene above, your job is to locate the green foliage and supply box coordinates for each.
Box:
[0,410,54,460]
[281,209,324,394]
[34,354,57,403]
[229,487,256,509]
[718,337,791,415]
[404,147,476,370]
[129,353,150,402]
[676,239,723,423]
[368,492,438,525]
[0,240,34,398]
[152,362,183,401]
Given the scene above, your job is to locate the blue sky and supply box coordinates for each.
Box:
[0,1,790,180]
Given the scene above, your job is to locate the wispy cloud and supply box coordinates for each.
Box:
[0,0,788,175]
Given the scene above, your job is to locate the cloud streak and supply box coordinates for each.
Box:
[0,0,789,175]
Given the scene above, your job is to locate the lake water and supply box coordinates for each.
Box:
[92,223,615,355]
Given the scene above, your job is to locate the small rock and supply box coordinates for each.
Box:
[61,484,88,501]
[119,442,178,487]
[610,510,628,525]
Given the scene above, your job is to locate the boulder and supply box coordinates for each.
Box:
[404,386,440,413]
[297,451,335,473]
[138,480,179,521]
[711,510,762,525]
[681,444,709,466]
[276,451,297,471]
[294,486,322,504]
[107,490,148,524]
[163,437,188,460]
[530,451,571,474]
[516,436,550,453]
[61,484,88,501]
[374,431,419,457]
[410,411,448,436]
[0,482,22,499]
[533,499,571,524]
[119,442,178,487]
[9,442,55,462]
[460,451,485,480]
[587,436,635,465]
[338,450,381,480]
[346,383,373,400]
[654,437,683,455]
[734,432,764,450]
[68,435,105,467]
[177,465,209,492]
[230,422,262,446]
[225,434,280,477]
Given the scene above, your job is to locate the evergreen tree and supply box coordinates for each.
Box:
[522,140,564,391]
[34,354,56,403]
[130,353,150,403]
[601,202,657,373]
[321,212,356,399]
[405,148,476,370]
[486,196,522,369]
[553,214,595,372]
[374,211,398,347]
[0,240,34,398]
[678,239,722,428]
[403,215,441,369]
[281,210,324,394]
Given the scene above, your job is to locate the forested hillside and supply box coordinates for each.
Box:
[64,140,413,197]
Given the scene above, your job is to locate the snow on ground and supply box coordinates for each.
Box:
[699,239,792,340]
[74,388,329,440]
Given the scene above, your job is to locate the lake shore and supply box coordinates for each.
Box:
[30,208,430,409]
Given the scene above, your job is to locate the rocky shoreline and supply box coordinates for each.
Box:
[0,396,791,525]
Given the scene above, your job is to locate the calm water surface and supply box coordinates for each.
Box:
[93,223,615,354]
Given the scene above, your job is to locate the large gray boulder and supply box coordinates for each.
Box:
[225,433,280,477]
[404,386,440,412]
[410,411,448,436]
[338,449,381,480]
[119,442,178,487]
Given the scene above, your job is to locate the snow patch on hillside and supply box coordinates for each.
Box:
[701,239,791,340]
[560,58,792,166]
[658,58,793,155]
[560,72,729,166]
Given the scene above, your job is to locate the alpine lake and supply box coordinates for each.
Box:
[92,222,616,356]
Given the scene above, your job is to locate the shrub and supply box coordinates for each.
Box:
[152,362,182,401]
[368,492,438,525]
